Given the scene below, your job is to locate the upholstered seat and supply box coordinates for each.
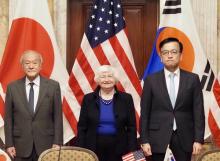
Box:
[38,146,99,161]
[197,149,220,161]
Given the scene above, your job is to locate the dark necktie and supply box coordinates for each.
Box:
[29,82,34,112]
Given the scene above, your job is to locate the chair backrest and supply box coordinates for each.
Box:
[197,149,220,161]
[38,146,99,161]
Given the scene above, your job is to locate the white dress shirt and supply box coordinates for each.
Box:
[25,76,40,112]
[164,68,180,99]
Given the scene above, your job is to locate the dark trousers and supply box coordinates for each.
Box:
[15,144,38,161]
[96,135,122,161]
[150,131,192,161]
[170,131,192,161]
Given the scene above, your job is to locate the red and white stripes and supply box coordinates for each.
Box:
[67,29,142,134]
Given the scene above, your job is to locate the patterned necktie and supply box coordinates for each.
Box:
[169,73,177,130]
[29,82,34,112]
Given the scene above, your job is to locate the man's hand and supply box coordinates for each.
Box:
[192,142,202,155]
[52,144,60,148]
[141,143,152,156]
[6,147,16,158]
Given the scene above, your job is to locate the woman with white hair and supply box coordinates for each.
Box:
[76,65,138,161]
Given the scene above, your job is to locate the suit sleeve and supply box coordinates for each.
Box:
[193,74,205,143]
[140,77,152,144]
[4,85,14,148]
[126,94,138,151]
[75,96,88,147]
[53,82,63,145]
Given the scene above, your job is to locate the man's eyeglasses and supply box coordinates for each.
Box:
[161,49,180,56]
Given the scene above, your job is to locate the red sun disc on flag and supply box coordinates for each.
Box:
[156,27,195,72]
[0,18,54,91]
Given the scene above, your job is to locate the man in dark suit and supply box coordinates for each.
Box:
[4,50,63,161]
[140,37,205,161]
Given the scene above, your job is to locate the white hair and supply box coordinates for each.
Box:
[94,65,119,83]
[20,50,43,64]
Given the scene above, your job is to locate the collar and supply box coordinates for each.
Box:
[164,67,180,78]
[25,75,40,87]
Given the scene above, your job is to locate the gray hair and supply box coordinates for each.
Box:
[20,50,43,64]
[94,65,119,83]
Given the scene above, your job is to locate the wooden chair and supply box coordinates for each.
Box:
[197,149,220,161]
[38,146,99,161]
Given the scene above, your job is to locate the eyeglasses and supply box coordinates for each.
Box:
[161,49,180,56]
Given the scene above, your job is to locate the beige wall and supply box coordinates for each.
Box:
[0,0,219,73]
[217,0,220,80]
[192,0,218,74]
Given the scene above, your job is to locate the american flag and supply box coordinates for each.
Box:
[163,146,176,161]
[122,149,146,161]
[66,0,142,134]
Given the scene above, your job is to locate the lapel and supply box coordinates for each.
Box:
[112,88,119,122]
[158,70,174,110]
[175,69,187,110]
[16,77,34,116]
[159,69,188,110]
[34,76,48,116]
[94,88,101,124]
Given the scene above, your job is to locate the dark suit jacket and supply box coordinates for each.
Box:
[76,87,138,155]
[4,76,63,157]
[140,69,205,153]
